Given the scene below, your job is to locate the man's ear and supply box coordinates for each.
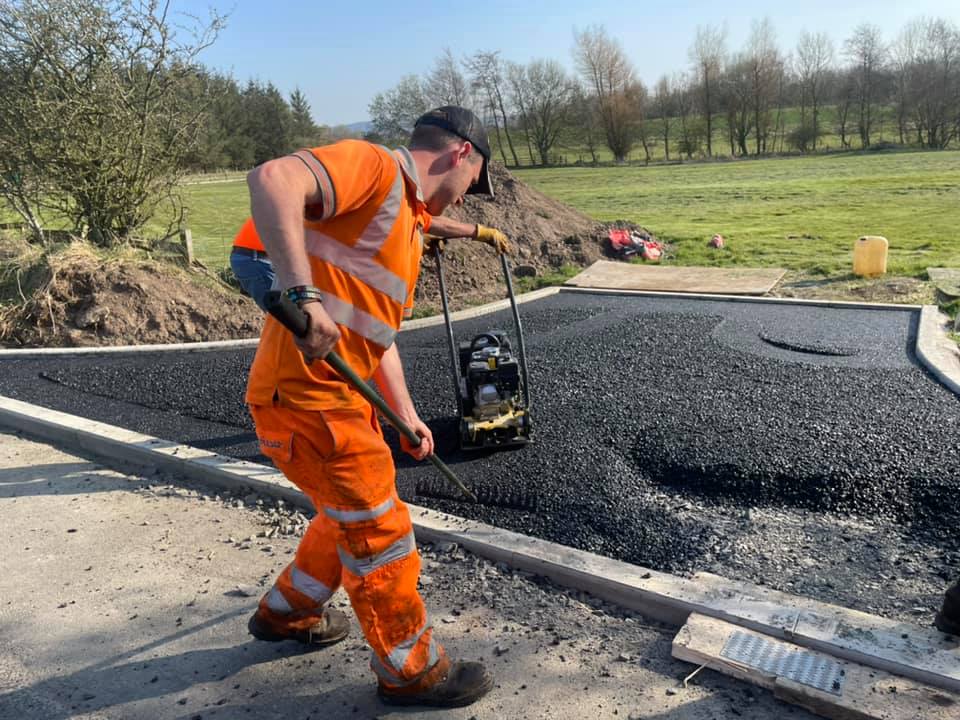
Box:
[454,141,473,167]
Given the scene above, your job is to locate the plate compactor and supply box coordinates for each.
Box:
[432,245,532,450]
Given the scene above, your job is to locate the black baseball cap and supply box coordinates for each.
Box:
[414,106,493,197]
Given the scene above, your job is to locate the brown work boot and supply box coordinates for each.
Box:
[248,606,349,647]
[377,656,493,708]
[935,580,960,636]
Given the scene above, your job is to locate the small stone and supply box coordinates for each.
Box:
[617,652,632,662]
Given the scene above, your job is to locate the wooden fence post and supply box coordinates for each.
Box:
[179,227,194,264]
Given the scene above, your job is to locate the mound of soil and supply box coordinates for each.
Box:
[414,162,615,310]
[0,244,262,347]
[2,163,637,347]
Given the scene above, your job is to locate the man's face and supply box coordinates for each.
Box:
[426,143,482,215]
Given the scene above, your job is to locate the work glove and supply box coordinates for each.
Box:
[475,225,511,254]
[423,233,447,254]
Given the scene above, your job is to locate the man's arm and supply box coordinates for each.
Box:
[427,215,477,239]
[247,157,340,361]
[373,343,434,460]
[428,216,510,254]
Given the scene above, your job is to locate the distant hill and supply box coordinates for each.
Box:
[344,120,373,133]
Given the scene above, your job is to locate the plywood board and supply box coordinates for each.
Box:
[674,613,960,720]
[565,260,786,295]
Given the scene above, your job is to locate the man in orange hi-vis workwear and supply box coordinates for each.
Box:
[244,106,509,709]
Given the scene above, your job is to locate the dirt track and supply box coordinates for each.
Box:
[0,431,818,720]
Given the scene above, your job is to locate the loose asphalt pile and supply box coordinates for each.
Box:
[1,293,958,623]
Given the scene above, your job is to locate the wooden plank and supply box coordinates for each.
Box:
[927,268,960,298]
[565,260,786,295]
[673,613,960,720]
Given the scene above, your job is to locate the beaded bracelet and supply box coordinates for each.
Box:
[285,285,323,306]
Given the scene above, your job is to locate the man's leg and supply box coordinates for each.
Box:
[254,401,491,707]
[935,579,960,635]
[247,404,348,646]
[229,249,275,312]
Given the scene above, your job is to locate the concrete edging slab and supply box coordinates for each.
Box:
[916,305,960,396]
[0,393,957,693]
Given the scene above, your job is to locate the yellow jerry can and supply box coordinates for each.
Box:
[853,235,888,277]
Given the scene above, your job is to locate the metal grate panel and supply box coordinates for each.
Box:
[721,631,845,695]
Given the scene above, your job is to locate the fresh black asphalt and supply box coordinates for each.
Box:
[2,292,957,618]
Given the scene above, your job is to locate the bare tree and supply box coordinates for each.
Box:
[795,30,834,151]
[573,25,639,162]
[368,75,428,146]
[689,24,726,157]
[845,23,887,148]
[0,0,224,245]
[464,51,519,166]
[721,55,754,156]
[890,22,919,144]
[910,17,960,148]
[832,67,857,148]
[673,72,701,159]
[653,75,675,160]
[746,18,781,155]
[567,83,602,164]
[424,48,468,107]
[505,61,536,164]
[508,59,574,165]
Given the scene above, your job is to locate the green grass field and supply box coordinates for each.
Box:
[49,147,960,278]
[513,149,960,276]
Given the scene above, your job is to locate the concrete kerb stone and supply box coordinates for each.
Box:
[916,305,960,396]
[1,392,958,694]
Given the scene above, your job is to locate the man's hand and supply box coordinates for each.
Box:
[423,233,447,254]
[294,301,340,363]
[475,225,511,254]
[399,415,434,460]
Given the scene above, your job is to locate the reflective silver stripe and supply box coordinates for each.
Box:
[371,653,417,686]
[290,566,333,603]
[291,150,336,219]
[352,162,403,257]
[370,635,442,685]
[320,290,397,348]
[387,622,432,673]
[394,146,424,202]
[265,586,293,613]
[338,530,416,577]
[323,496,395,524]
[304,229,408,304]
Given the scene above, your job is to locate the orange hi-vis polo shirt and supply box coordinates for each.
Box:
[246,141,432,411]
[233,217,265,252]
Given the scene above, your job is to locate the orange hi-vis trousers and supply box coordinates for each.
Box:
[250,401,444,688]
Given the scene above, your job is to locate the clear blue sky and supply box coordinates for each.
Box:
[182,0,960,127]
